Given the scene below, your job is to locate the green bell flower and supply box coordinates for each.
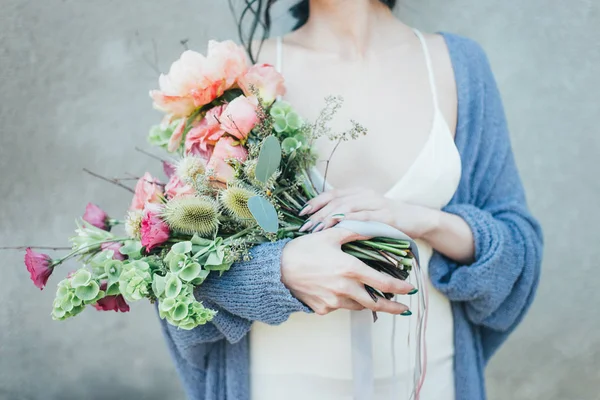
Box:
[70,220,116,253]
[118,260,152,302]
[157,286,216,330]
[51,271,105,320]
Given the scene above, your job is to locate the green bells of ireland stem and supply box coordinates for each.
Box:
[118,260,153,302]
[51,269,105,320]
[157,284,216,330]
[69,220,116,253]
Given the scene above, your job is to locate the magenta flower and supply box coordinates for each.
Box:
[83,203,109,230]
[24,248,54,290]
[140,210,170,252]
[100,242,126,261]
[94,283,130,312]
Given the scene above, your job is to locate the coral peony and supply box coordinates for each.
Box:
[207,40,249,87]
[25,248,54,290]
[207,136,248,183]
[238,63,286,105]
[100,242,126,261]
[83,203,109,231]
[185,105,226,156]
[94,282,130,312]
[220,96,259,140]
[140,210,170,252]
[164,175,195,200]
[149,50,227,117]
[130,173,163,211]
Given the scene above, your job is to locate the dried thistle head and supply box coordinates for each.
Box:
[177,156,206,183]
[162,196,219,237]
[219,184,256,222]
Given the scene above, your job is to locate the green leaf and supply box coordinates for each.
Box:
[71,269,91,288]
[294,133,308,148]
[255,136,282,183]
[273,116,288,133]
[171,241,192,255]
[221,89,244,103]
[164,274,183,299]
[179,262,202,282]
[286,111,302,130]
[247,196,279,233]
[75,281,100,302]
[152,274,166,297]
[281,137,300,154]
[120,241,143,259]
[106,282,121,296]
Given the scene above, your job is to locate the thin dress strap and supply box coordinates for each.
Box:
[412,29,439,110]
[276,36,283,73]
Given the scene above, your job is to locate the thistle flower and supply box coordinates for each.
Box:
[162,196,219,237]
[177,155,206,183]
[25,248,54,290]
[219,185,256,222]
[125,210,144,239]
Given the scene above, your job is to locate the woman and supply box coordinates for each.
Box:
[159,1,543,399]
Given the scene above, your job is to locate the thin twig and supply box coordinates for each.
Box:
[322,138,343,192]
[134,147,168,162]
[83,168,135,193]
[134,30,161,75]
[0,246,71,250]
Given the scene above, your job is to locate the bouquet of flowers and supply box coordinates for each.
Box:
[18,40,421,330]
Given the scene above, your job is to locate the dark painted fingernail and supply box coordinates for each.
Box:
[299,220,313,232]
[331,213,345,220]
[401,310,412,316]
[298,204,312,216]
[407,288,419,295]
[311,222,324,233]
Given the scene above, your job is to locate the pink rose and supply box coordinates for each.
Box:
[149,50,227,117]
[207,136,248,183]
[130,172,163,211]
[167,118,186,153]
[140,210,170,252]
[83,203,109,231]
[164,175,195,199]
[207,40,249,87]
[100,242,126,261]
[163,161,177,179]
[25,248,53,290]
[185,105,226,156]
[238,63,286,105]
[94,282,130,313]
[220,96,259,140]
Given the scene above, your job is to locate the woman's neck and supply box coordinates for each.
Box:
[298,0,401,58]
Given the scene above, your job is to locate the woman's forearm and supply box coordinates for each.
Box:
[421,208,475,265]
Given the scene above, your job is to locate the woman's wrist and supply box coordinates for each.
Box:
[416,206,442,240]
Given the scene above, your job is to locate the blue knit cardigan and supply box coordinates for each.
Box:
[158,32,544,400]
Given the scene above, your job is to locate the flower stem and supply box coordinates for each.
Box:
[54,238,130,266]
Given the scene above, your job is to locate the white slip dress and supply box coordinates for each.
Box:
[250,29,462,400]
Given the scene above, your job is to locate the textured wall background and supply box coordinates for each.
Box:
[1,0,598,399]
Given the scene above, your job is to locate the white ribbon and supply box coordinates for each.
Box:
[336,220,420,400]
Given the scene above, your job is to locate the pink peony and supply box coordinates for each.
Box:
[207,136,248,183]
[164,175,195,199]
[185,105,226,156]
[167,118,186,153]
[140,210,170,252]
[163,161,177,179]
[149,50,228,118]
[94,282,130,312]
[100,242,126,261]
[83,203,109,231]
[207,40,249,88]
[238,63,286,105]
[220,96,259,140]
[130,172,163,211]
[25,248,53,290]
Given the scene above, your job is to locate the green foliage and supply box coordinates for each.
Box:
[248,196,279,233]
[255,136,282,183]
[51,269,105,320]
[118,260,152,302]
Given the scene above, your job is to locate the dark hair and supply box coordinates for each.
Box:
[231,0,397,63]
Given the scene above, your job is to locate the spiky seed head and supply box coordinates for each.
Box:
[177,156,206,183]
[219,185,256,221]
[125,210,144,239]
[162,196,219,237]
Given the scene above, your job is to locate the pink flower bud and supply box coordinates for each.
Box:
[83,203,109,231]
[24,248,53,290]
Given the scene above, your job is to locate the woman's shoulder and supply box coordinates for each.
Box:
[437,32,497,86]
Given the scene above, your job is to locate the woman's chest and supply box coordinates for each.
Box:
[281,61,438,193]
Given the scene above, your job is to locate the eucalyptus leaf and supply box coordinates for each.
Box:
[247,196,279,233]
[255,136,282,183]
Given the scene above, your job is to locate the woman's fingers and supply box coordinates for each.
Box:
[344,256,414,295]
[301,193,383,232]
[299,187,362,217]
[346,281,409,314]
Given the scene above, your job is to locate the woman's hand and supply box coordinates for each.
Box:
[280,228,414,315]
[298,187,438,239]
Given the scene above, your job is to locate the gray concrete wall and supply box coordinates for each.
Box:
[1,0,598,399]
